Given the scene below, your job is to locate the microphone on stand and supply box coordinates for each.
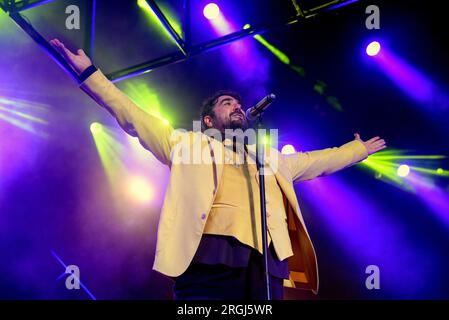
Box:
[245,94,276,121]
[245,93,277,300]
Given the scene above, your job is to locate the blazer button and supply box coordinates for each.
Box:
[201,213,206,220]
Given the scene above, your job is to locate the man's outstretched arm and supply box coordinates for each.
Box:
[50,39,174,166]
[283,133,386,182]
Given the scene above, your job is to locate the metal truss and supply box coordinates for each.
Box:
[0,0,360,83]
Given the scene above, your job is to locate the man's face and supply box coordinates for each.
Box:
[204,95,248,132]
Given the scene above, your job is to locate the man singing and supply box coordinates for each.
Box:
[50,38,386,300]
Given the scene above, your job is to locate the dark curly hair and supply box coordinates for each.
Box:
[200,90,242,131]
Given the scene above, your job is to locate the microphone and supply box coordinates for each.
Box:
[245,94,276,121]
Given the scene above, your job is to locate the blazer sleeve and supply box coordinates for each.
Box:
[79,69,174,166]
[283,140,369,183]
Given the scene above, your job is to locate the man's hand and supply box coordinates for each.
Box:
[354,133,386,155]
[49,38,92,75]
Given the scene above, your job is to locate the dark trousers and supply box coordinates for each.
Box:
[173,249,285,300]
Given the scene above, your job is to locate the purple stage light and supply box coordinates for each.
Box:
[366,41,381,56]
[203,3,220,20]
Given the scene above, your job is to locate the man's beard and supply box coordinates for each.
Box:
[228,113,248,130]
[229,119,248,130]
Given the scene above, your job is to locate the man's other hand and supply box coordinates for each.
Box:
[50,38,92,75]
[354,133,386,155]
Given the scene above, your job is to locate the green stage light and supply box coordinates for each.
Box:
[359,149,448,190]
[262,135,270,146]
[361,157,403,184]
[90,123,128,186]
[253,34,290,65]
[158,2,182,38]
[121,81,173,126]
[407,166,449,177]
[90,122,102,134]
[137,0,183,48]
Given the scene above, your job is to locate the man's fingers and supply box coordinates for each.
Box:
[60,43,75,58]
[50,38,75,60]
[373,143,386,150]
[77,49,85,56]
[367,136,381,143]
[50,39,67,56]
[369,144,387,154]
[369,142,385,150]
[367,136,380,142]
[50,41,64,57]
[371,139,385,146]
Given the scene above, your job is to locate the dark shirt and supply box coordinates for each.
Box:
[191,234,289,279]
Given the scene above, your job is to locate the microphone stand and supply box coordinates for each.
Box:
[255,114,271,300]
